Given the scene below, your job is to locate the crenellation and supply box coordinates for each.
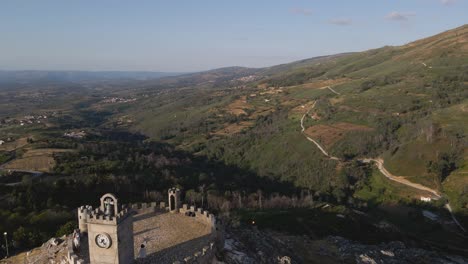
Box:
[173,240,216,264]
[67,189,223,264]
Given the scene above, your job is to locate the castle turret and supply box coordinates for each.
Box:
[78,205,92,233]
[168,187,181,213]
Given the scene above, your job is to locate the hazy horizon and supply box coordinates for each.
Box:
[1,0,467,72]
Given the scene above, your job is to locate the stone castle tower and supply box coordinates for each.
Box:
[66,188,223,264]
[78,193,133,264]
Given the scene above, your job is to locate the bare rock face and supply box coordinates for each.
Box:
[221,227,468,264]
[3,236,70,264]
[221,227,300,264]
[329,236,468,264]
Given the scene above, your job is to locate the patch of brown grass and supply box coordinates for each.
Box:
[250,107,274,119]
[0,137,29,151]
[329,97,344,105]
[212,121,254,136]
[226,96,253,116]
[304,122,373,148]
[290,101,316,115]
[290,78,351,90]
[3,148,74,172]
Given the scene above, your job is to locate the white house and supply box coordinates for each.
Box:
[420,196,432,202]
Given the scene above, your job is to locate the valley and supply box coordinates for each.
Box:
[0,24,467,261]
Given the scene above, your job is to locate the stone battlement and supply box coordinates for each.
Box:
[172,241,216,264]
[66,237,86,264]
[67,189,223,264]
[179,204,216,229]
[79,206,132,226]
[127,201,167,214]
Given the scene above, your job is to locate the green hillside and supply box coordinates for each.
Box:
[117,25,467,216]
[1,25,467,255]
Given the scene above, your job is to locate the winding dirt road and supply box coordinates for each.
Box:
[300,99,466,232]
[300,102,340,160]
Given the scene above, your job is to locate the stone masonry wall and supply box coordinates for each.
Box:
[67,201,222,264]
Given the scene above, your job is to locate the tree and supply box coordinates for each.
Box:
[198,184,206,208]
[426,151,460,183]
[56,221,77,237]
[185,189,200,205]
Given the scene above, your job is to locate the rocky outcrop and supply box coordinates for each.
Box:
[329,236,468,264]
[221,227,468,264]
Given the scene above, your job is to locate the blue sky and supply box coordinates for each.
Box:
[0,0,466,72]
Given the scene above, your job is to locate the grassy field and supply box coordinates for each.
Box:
[382,139,452,189]
[3,148,74,172]
[432,100,468,133]
[0,137,29,151]
[354,169,434,205]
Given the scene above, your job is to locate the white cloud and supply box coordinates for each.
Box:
[440,0,456,6]
[385,11,415,21]
[329,18,352,26]
[290,8,312,16]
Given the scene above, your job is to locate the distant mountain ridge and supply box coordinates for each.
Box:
[0,70,185,83]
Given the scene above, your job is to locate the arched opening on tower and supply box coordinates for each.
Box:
[170,195,175,211]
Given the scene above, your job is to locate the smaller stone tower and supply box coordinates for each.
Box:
[78,205,92,233]
[168,187,181,213]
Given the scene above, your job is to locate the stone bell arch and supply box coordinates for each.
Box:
[100,193,119,217]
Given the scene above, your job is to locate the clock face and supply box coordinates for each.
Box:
[95,233,112,249]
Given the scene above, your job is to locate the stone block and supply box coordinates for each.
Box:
[202,246,209,255]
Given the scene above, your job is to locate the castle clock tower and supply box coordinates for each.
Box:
[85,193,133,264]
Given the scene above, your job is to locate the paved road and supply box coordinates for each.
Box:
[0,167,43,186]
[300,101,466,233]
